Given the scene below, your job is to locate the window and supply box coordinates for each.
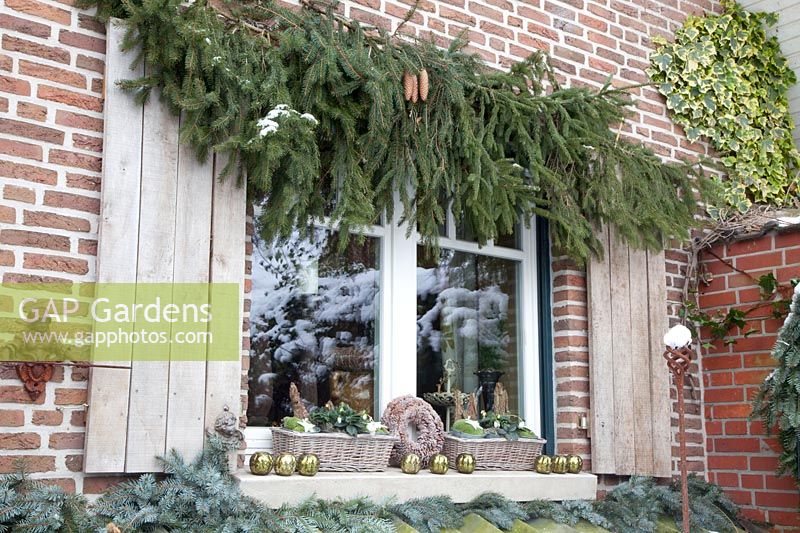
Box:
[247,203,541,435]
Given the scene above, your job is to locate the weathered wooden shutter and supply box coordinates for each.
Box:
[84,22,246,473]
[587,225,672,477]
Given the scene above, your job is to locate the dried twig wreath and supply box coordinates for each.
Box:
[381,395,445,466]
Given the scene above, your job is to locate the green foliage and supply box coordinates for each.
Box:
[478,412,537,441]
[458,493,527,530]
[277,497,394,532]
[307,402,386,436]
[752,286,800,486]
[388,495,464,533]
[0,472,98,532]
[649,0,800,210]
[79,0,713,263]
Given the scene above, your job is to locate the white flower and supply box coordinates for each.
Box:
[463,419,481,430]
[300,113,318,125]
[493,420,500,429]
[518,420,528,430]
[297,418,316,432]
[663,324,692,349]
[337,416,343,424]
[204,37,211,44]
[366,421,386,434]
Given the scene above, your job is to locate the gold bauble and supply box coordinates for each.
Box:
[400,453,421,474]
[534,455,552,474]
[566,454,583,474]
[456,453,475,474]
[429,453,449,475]
[297,453,320,476]
[249,452,273,476]
[551,455,569,474]
[274,453,297,476]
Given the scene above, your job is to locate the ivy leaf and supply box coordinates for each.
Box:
[758,273,778,297]
[651,53,672,71]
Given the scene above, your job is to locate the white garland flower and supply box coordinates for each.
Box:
[462,419,482,430]
[366,421,387,435]
[297,418,316,432]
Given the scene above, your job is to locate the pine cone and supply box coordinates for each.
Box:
[403,71,414,102]
[411,74,419,103]
[418,68,429,102]
[106,524,122,533]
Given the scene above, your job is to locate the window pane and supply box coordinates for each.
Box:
[495,223,521,250]
[248,230,380,426]
[416,247,521,419]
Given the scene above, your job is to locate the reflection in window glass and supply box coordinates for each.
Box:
[416,247,521,419]
[248,230,380,426]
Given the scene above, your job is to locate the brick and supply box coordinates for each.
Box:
[59,30,105,53]
[704,387,742,403]
[707,455,747,470]
[24,253,89,274]
[0,96,7,112]
[1,205,16,223]
[733,368,771,385]
[49,431,84,449]
[4,184,35,204]
[0,431,42,447]
[0,250,14,266]
[5,0,71,25]
[38,85,103,113]
[0,74,30,96]
[83,475,132,494]
[63,173,98,193]
[78,13,105,34]
[19,60,86,89]
[702,354,740,371]
[0,409,24,426]
[65,454,83,472]
[78,238,97,255]
[76,54,104,73]
[0,158,57,185]
[713,403,752,419]
[699,290,737,308]
[33,409,64,425]
[714,437,759,453]
[23,210,91,232]
[750,456,780,471]
[0,117,64,144]
[2,35,69,64]
[72,133,102,152]
[0,229,70,251]
[54,387,87,405]
[0,138,41,160]
[724,420,747,435]
[55,109,103,132]
[43,190,100,213]
[0,455,54,473]
[17,101,48,121]
[0,13,51,38]
[70,409,85,426]
[754,491,800,509]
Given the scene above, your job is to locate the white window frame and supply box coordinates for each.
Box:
[244,198,542,451]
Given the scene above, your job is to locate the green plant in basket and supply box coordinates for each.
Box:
[308,403,388,437]
[282,416,319,433]
[479,412,538,441]
[451,419,486,438]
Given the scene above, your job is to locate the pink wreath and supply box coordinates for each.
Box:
[381,395,445,466]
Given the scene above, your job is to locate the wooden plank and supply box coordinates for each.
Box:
[205,153,246,433]
[165,125,214,459]
[587,225,616,474]
[628,247,654,475]
[84,20,144,474]
[608,227,635,475]
[125,87,180,473]
[646,249,673,477]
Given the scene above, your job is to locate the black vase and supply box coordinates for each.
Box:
[474,370,505,412]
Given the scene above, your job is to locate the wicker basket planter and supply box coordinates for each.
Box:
[442,434,546,471]
[271,428,398,472]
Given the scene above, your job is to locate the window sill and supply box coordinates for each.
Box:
[233,468,597,507]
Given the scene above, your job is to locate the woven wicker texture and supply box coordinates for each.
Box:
[271,428,398,472]
[442,434,546,471]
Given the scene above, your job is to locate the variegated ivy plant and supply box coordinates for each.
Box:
[649,0,800,212]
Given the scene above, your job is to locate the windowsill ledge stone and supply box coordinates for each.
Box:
[234,468,597,507]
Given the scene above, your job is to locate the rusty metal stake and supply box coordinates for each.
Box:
[664,346,693,533]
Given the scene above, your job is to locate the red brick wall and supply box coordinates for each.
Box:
[699,228,800,531]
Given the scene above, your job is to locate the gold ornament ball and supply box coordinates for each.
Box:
[456,453,476,474]
[534,455,552,474]
[297,453,320,476]
[429,453,449,475]
[400,453,422,474]
[566,454,583,474]
[274,453,297,476]
[551,455,569,474]
[249,452,273,476]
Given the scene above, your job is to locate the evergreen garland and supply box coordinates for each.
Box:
[752,284,800,486]
[0,434,755,533]
[79,0,714,261]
